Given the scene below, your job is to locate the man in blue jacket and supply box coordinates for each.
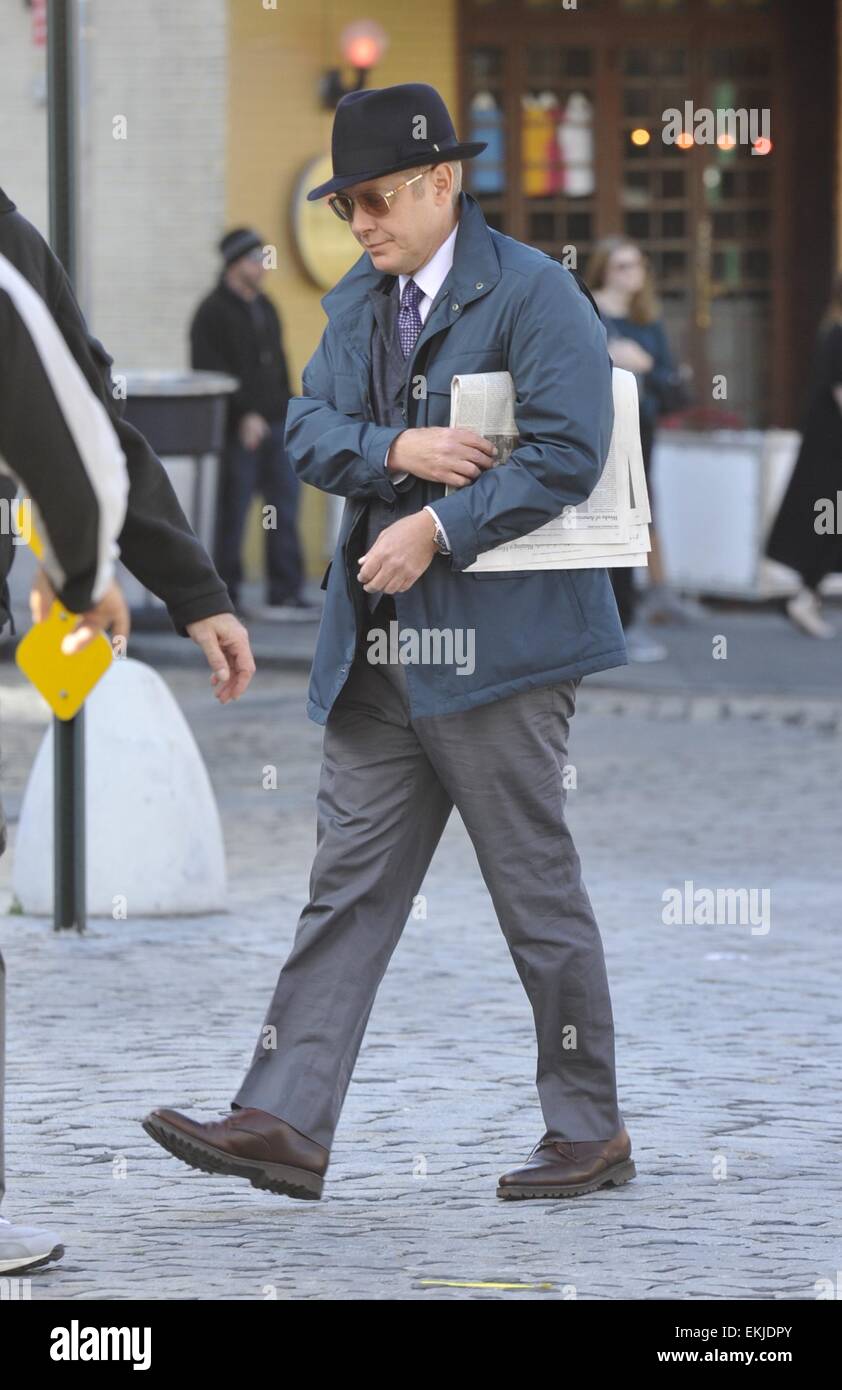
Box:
[145,84,635,1202]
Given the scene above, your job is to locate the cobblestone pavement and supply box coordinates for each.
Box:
[0,661,840,1301]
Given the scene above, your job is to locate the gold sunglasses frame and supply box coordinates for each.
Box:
[328,167,433,223]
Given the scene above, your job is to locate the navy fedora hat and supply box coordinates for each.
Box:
[306,82,487,201]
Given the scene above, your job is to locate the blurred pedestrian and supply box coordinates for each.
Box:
[587,236,697,660]
[190,229,317,621]
[766,273,842,638]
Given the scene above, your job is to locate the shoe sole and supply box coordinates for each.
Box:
[496,1158,637,1199]
[0,1243,64,1275]
[141,1117,323,1200]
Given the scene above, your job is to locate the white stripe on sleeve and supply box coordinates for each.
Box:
[0,250,128,603]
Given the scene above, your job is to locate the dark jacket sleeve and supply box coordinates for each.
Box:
[0,285,127,615]
[285,327,405,500]
[190,295,249,427]
[49,274,236,634]
[0,209,234,634]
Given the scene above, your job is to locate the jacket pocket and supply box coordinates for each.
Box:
[560,569,588,633]
[467,567,588,634]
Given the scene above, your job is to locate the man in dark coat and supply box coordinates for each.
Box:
[144,85,635,1204]
[190,229,314,619]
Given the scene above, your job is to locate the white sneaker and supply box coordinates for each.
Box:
[640,585,708,626]
[786,588,836,639]
[0,1215,64,1274]
[625,626,668,662]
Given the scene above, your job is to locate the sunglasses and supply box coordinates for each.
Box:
[328,168,433,223]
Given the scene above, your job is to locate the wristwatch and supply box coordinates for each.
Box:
[431,517,450,555]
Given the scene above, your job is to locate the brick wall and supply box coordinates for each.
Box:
[83,0,228,369]
[0,0,227,370]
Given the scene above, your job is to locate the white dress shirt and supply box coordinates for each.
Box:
[382,220,460,550]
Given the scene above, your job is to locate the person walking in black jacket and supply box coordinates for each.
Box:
[190,228,315,619]
[0,184,255,695]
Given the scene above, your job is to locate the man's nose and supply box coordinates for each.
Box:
[351,203,378,238]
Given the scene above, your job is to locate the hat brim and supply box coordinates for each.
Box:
[305,142,488,201]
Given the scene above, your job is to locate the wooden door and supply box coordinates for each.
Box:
[458,0,834,428]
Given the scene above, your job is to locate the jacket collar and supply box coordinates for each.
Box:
[321,191,501,356]
[0,187,17,215]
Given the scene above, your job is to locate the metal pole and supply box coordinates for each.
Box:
[53,707,85,932]
[47,0,85,932]
[47,0,77,283]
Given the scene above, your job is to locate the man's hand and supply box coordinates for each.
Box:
[357,511,439,595]
[185,612,256,703]
[30,568,130,656]
[388,426,497,488]
[238,412,270,451]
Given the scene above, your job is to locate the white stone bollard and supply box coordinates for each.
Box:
[13,657,227,917]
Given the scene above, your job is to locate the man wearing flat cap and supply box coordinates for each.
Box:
[145,83,635,1203]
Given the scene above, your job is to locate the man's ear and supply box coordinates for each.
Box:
[431,164,453,204]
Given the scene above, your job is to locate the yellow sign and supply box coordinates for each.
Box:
[15,511,113,720]
[290,155,363,291]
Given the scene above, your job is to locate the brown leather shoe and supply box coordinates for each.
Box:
[142,1107,329,1199]
[497,1127,635,1199]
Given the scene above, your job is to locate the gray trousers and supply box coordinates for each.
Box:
[232,631,623,1151]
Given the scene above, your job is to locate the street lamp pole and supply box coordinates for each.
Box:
[47,0,86,933]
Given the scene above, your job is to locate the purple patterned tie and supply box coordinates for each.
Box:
[398,278,424,358]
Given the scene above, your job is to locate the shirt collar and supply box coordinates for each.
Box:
[399,219,459,304]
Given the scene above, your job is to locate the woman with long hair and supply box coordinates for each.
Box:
[586,236,691,660]
[765,272,842,638]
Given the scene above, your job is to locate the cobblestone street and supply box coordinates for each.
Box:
[0,654,840,1301]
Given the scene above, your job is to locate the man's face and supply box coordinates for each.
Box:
[236,249,265,290]
[341,165,455,277]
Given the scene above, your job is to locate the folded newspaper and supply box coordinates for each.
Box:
[445,368,651,571]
